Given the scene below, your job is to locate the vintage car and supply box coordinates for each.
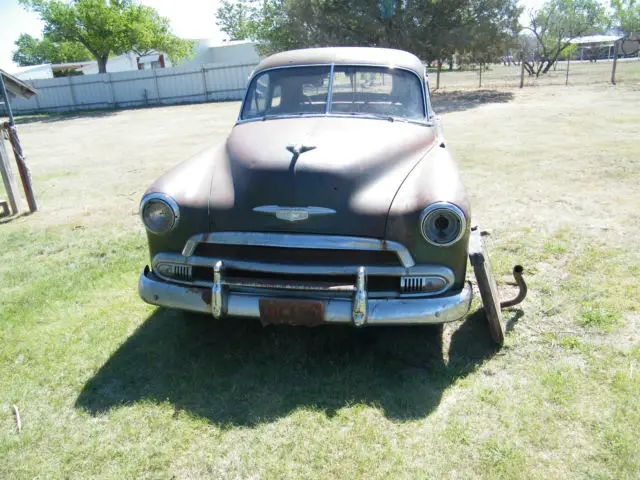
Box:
[138,47,526,344]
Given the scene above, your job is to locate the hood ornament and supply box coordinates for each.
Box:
[286,143,316,171]
[286,143,316,156]
[253,205,336,223]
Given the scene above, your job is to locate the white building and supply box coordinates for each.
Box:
[11,64,54,80]
[179,39,261,68]
[36,40,260,77]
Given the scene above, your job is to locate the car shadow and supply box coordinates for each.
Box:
[75,308,499,425]
[432,90,515,115]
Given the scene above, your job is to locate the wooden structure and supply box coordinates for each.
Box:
[0,68,39,215]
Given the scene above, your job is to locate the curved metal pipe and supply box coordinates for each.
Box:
[500,265,527,309]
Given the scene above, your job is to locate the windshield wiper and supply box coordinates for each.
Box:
[337,112,398,122]
[262,112,308,121]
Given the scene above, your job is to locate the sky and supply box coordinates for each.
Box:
[0,0,552,72]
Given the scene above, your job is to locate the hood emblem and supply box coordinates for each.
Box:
[253,205,336,223]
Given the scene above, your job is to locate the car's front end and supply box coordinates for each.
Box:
[138,47,474,327]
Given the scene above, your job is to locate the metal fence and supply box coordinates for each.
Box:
[1,61,257,115]
[430,58,640,90]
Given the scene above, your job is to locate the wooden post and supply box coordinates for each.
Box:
[478,64,482,88]
[519,51,525,88]
[611,40,619,85]
[565,52,570,86]
[0,130,19,215]
[436,59,441,90]
[4,122,37,212]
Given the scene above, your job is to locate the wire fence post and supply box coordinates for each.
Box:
[611,40,619,85]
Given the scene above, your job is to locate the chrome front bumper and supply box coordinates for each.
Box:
[138,266,473,326]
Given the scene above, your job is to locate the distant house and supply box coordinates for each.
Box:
[18,40,261,78]
[49,52,170,76]
[569,35,623,61]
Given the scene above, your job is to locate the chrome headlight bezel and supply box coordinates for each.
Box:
[140,193,180,235]
[419,202,466,247]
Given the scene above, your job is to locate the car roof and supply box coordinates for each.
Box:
[254,47,425,77]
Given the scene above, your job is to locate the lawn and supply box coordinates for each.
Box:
[1,78,639,478]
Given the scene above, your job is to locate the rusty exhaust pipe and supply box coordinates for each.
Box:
[500,265,527,309]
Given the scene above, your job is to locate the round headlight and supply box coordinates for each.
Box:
[140,194,179,235]
[419,202,466,246]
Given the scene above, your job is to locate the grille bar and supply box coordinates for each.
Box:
[182,232,415,268]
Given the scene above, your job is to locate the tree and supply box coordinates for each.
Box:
[12,33,92,66]
[216,0,258,41]
[522,0,609,77]
[19,0,194,74]
[610,0,640,35]
[216,0,521,65]
[462,0,522,67]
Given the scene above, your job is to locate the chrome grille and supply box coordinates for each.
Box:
[155,262,193,281]
[400,276,447,294]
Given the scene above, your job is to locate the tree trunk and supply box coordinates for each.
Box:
[97,56,108,74]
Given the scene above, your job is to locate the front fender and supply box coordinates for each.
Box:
[385,145,470,289]
[142,145,222,260]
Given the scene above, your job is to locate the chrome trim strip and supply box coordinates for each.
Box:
[139,268,472,325]
[181,232,415,268]
[139,192,180,236]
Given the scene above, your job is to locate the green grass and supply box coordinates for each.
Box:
[2,83,640,478]
[1,223,639,479]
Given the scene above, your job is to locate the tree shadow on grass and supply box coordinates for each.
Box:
[76,308,498,425]
[432,90,515,115]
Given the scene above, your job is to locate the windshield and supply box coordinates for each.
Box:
[240,65,425,121]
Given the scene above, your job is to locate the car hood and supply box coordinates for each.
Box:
[210,117,437,238]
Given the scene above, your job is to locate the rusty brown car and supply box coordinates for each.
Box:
[138,47,526,344]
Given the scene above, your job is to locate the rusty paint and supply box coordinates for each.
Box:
[259,299,326,327]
